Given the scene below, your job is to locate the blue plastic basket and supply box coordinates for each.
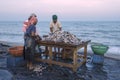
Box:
[92,54,104,64]
[7,55,25,67]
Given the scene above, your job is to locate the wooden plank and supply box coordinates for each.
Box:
[76,40,91,49]
[73,48,78,72]
[38,40,91,48]
[51,60,73,68]
[45,46,49,55]
[35,58,50,63]
[35,57,86,70]
[49,47,52,66]
[84,45,87,62]
[35,58,73,68]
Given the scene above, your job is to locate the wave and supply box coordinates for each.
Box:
[93,30,120,33]
[87,45,120,55]
[0,32,22,36]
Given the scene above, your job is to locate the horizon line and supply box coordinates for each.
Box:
[0,20,120,22]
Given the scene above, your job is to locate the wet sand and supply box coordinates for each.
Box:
[0,41,120,80]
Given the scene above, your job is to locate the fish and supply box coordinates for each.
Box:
[43,31,82,45]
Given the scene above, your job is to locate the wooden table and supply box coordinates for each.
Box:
[35,40,91,72]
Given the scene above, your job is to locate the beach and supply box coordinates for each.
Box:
[0,41,120,80]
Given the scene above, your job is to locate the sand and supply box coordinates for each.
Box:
[0,41,120,80]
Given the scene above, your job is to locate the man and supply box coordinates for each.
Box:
[49,15,62,57]
[25,16,38,70]
[22,13,37,60]
[50,15,62,33]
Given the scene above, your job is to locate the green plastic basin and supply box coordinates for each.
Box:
[91,44,109,55]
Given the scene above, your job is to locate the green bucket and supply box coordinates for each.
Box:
[91,43,109,55]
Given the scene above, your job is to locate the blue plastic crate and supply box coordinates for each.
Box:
[92,54,104,64]
[7,55,25,67]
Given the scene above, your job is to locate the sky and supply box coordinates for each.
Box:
[0,0,120,21]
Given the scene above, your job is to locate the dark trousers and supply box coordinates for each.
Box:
[24,36,36,63]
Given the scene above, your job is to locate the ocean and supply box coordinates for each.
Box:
[0,21,120,57]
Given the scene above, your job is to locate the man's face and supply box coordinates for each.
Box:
[31,17,38,25]
[53,20,57,23]
[33,17,38,25]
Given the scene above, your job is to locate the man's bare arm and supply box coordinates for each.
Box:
[50,27,53,33]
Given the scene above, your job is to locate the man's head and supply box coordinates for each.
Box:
[30,13,37,17]
[28,13,37,20]
[31,17,38,25]
[34,17,38,25]
[52,15,57,23]
[28,13,38,25]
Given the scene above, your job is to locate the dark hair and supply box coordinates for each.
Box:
[28,16,32,20]
[30,13,37,17]
[28,13,37,20]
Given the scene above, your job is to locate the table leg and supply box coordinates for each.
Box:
[49,47,52,66]
[62,48,66,59]
[54,47,56,57]
[58,48,60,56]
[73,48,77,72]
[84,45,87,62]
[45,46,49,55]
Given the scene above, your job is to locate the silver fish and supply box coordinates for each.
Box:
[44,31,82,45]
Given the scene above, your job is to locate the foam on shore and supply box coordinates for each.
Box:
[79,45,120,60]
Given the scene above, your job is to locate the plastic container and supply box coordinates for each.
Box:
[91,43,109,55]
[92,54,104,64]
[8,46,23,57]
[7,55,25,67]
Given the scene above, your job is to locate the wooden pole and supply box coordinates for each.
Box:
[73,48,77,72]
[84,44,87,62]
[49,47,52,66]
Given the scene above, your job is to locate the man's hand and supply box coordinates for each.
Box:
[50,27,53,33]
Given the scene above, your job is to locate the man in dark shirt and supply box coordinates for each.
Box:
[25,16,38,70]
[26,24,36,37]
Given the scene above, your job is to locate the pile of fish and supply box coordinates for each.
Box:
[44,31,81,45]
[33,64,46,76]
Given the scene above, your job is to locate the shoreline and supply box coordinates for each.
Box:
[0,41,23,46]
[0,40,120,60]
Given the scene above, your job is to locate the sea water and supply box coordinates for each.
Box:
[0,21,120,57]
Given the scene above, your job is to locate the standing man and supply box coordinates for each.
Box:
[22,13,37,60]
[25,16,38,70]
[50,15,62,33]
